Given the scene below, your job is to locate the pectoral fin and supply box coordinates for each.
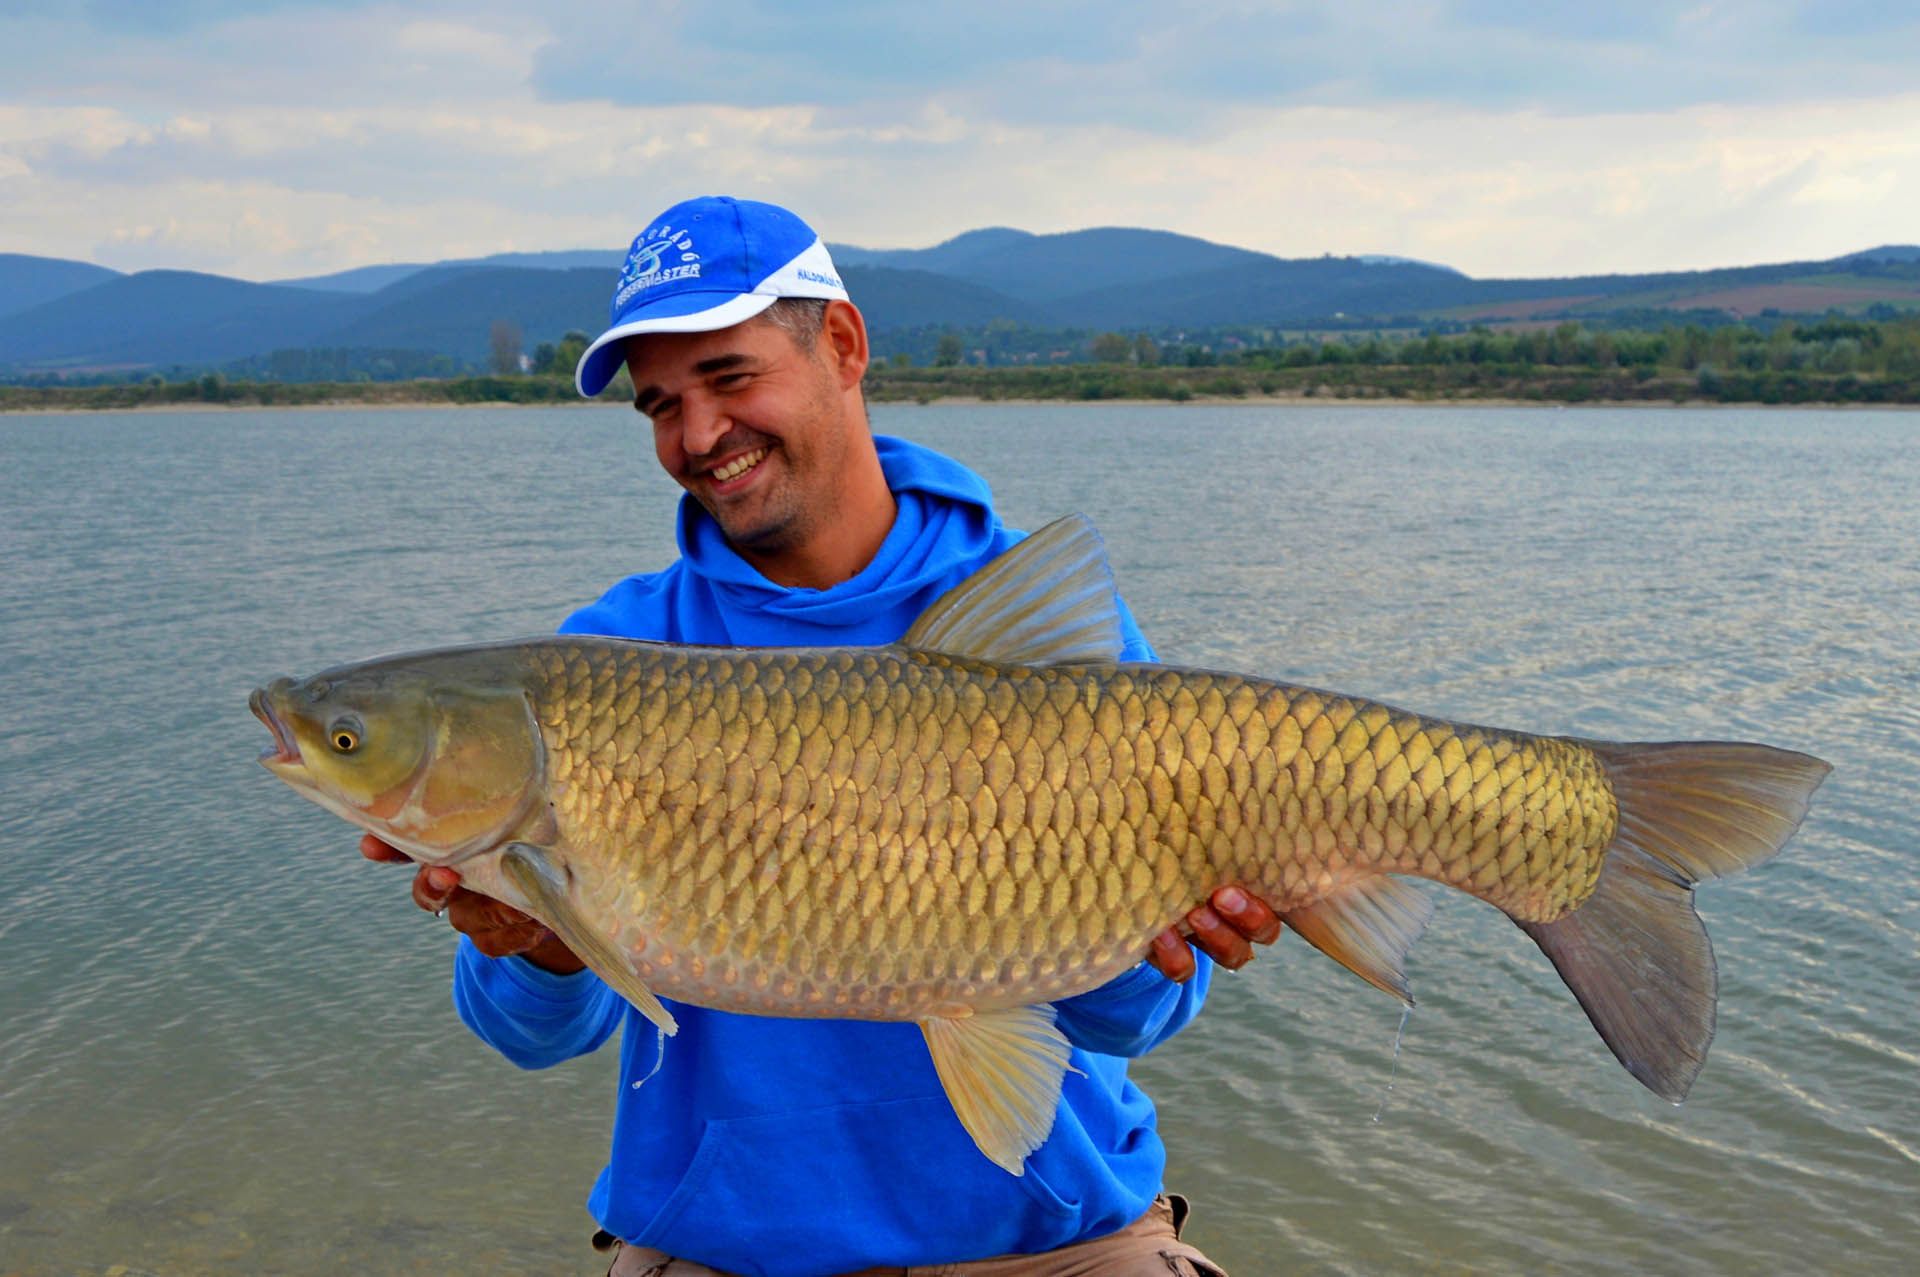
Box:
[500,843,678,1036]
[1283,875,1434,1005]
[919,1004,1075,1176]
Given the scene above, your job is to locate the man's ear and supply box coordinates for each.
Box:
[820,300,870,389]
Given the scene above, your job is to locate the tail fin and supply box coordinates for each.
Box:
[1518,741,1830,1102]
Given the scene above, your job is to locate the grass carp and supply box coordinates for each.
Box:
[251,516,1830,1174]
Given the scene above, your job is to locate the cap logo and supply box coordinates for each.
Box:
[613,223,703,312]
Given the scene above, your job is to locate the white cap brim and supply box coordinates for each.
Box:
[574,236,849,397]
[574,293,778,397]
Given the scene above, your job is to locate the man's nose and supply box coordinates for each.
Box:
[681,392,730,455]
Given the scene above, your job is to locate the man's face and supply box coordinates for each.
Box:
[627,313,853,558]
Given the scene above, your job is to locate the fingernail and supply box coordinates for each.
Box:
[427,867,458,892]
[1217,887,1247,914]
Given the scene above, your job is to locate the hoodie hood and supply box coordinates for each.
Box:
[561,436,1019,648]
[675,435,1001,627]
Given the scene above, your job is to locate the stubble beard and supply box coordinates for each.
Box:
[707,367,846,559]
[711,477,813,555]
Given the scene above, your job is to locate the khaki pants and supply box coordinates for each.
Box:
[602,1193,1227,1276]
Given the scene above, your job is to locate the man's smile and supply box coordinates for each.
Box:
[707,446,769,486]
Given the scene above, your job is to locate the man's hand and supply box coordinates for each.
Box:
[1147,886,1283,983]
[359,834,586,974]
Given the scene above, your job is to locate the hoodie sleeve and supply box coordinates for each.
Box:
[1115,597,1156,664]
[451,936,625,1069]
[1054,955,1214,1057]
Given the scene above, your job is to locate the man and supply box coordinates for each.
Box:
[364,196,1280,1276]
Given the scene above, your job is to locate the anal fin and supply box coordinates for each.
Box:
[919,1004,1075,1176]
[1282,876,1434,1005]
[500,843,678,1036]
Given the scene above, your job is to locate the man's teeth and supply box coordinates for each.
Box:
[712,448,768,482]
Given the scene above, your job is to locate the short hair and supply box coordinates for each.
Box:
[760,296,867,418]
[758,297,829,351]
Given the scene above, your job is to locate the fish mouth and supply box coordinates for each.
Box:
[250,682,301,768]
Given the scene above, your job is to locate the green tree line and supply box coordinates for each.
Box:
[862,315,1920,405]
[8,316,1920,410]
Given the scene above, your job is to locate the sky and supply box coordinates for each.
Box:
[2,1,1917,281]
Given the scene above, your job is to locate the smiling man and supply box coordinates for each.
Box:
[623,297,895,591]
[366,196,1277,1276]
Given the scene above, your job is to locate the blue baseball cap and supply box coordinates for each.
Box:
[575,195,851,397]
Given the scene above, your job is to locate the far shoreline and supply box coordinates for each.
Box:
[11,311,1918,414]
[5,390,1918,416]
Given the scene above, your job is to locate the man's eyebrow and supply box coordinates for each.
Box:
[694,353,754,375]
[633,354,758,415]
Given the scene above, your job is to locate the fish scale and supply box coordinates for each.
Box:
[527,642,1616,1019]
[255,513,1829,1173]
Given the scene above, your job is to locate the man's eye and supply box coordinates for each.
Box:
[714,372,751,390]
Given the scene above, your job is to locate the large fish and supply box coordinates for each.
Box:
[251,517,1829,1174]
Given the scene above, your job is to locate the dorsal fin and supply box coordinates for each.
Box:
[899,515,1126,665]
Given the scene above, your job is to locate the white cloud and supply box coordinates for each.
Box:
[1,2,1916,279]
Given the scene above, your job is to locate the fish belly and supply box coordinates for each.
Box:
[526,644,1616,1020]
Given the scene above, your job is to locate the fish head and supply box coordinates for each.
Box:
[250,654,545,865]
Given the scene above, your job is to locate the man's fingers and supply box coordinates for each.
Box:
[1187,904,1255,970]
[410,866,463,914]
[1160,888,1285,977]
[467,921,555,959]
[446,891,531,934]
[1212,886,1284,946]
[360,833,412,864]
[373,835,544,956]
[446,892,550,958]
[1146,929,1197,983]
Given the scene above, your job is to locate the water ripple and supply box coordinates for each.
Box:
[3,404,1918,1273]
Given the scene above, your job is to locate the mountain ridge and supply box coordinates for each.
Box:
[0,253,125,323]
[5,227,1916,376]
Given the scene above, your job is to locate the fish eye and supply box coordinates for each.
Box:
[328,717,363,754]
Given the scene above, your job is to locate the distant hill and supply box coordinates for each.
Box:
[1836,245,1920,264]
[4,227,1919,376]
[0,271,362,369]
[1357,254,1467,276]
[1450,255,1920,322]
[1047,255,1486,329]
[0,255,1037,373]
[0,254,124,321]
[829,228,1039,275]
[833,227,1280,306]
[838,265,1042,328]
[272,262,431,293]
[277,249,624,294]
[317,267,611,362]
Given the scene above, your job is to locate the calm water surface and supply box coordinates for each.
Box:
[1,404,1915,1275]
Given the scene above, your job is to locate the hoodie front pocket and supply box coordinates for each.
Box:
[638,1093,1080,1275]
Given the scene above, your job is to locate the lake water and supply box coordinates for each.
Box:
[1,403,1914,1275]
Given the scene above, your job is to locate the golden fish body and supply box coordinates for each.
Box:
[528,643,1609,1019]
[253,516,1829,1174]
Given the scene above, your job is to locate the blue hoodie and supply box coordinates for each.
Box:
[451,436,1213,1277]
